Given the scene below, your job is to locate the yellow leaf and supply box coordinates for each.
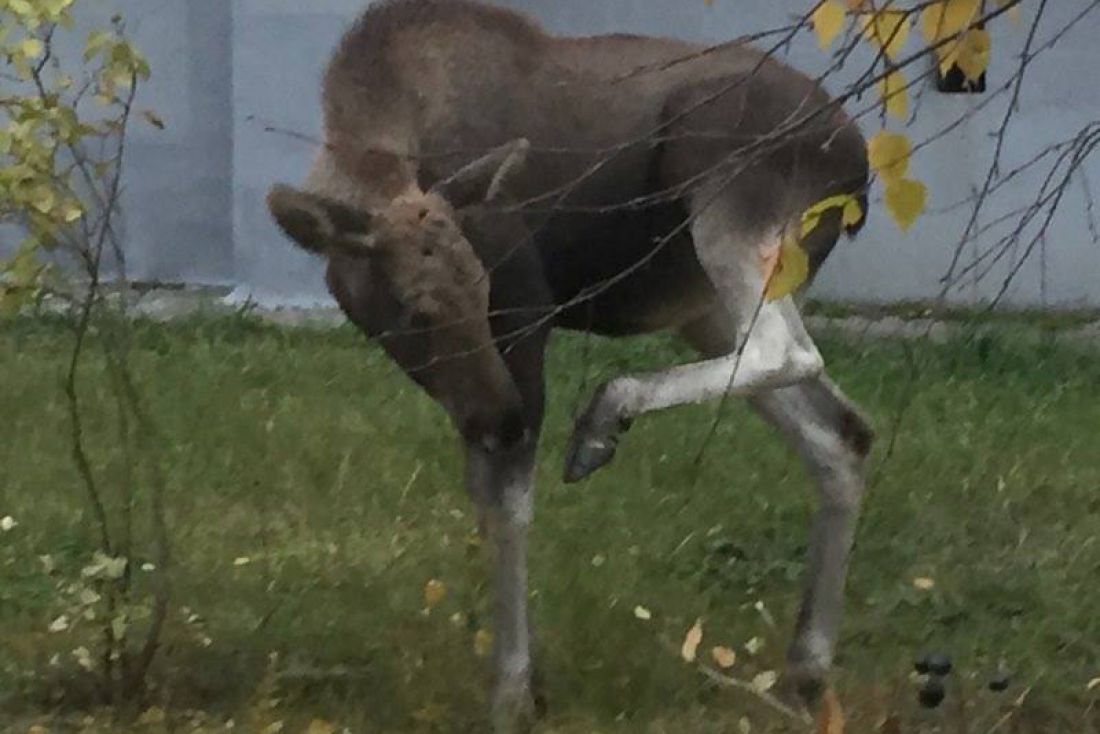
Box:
[867,130,911,182]
[812,0,847,50]
[681,618,703,663]
[816,687,846,734]
[305,719,337,734]
[943,0,981,34]
[423,579,446,608]
[711,645,737,669]
[996,0,1022,25]
[801,194,857,237]
[861,10,910,61]
[842,197,864,228]
[473,629,493,658]
[30,186,56,214]
[764,228,810,302]
[19,38,44,59]
[885,178,928,231]
[879,69,909,120]
[922,0,980,43]
[955,28,991,81]
[8,0,34,17]
[913,576,936,590]
[60,200,83,223]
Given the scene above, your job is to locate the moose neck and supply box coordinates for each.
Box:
[306,143,419,212]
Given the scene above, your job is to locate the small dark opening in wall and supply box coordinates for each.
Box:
[936,64,986,94]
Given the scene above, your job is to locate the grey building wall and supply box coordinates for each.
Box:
[102,0,235,285]
[2,0,234,285]
[7,2,1099,308]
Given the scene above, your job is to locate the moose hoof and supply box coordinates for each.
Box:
[563,434,619,483]
[782,657,830,708]
[563,384,632,483]
[491,686,537,734]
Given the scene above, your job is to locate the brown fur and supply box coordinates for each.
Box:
[270,0,869,442]
[267,3,874,723]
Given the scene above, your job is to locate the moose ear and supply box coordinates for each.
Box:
[267,184,375,258]
[430,138,530,209]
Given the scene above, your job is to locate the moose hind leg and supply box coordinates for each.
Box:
[564,205,824,483]
[748,376,873,701]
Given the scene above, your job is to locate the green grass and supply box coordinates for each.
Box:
[1,315,1099,733]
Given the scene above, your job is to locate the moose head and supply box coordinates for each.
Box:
[267,140,532,453]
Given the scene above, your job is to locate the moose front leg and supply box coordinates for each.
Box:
[465,443,537,733]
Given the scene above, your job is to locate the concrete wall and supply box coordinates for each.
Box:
[2,0,235,285]
[7,1,1099,308]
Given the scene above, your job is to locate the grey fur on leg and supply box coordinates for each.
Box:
[466,444,538,732]
[748,376,872,702]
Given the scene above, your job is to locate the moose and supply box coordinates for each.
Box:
[267,0,873,729]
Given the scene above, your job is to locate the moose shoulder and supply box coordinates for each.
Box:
[267,1,872,730]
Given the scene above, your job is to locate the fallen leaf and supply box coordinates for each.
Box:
[233,556,251,567]
[681,618,703,662]
[474,629,493,657]
[633,605,652,621]
[744,636,765,655]
[48,615,69,633]
[305,719,337,734]
[751,670,778,693]
[1087,676,1100,691]
[72,646,93,671]
[137,707,166,726]
[913,576,936,590]
[711,645,737,668]
[423,579,446,608]
[817,686,846,734]
[0,516,16,532]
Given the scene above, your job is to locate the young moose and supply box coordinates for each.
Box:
[267,0,873,729]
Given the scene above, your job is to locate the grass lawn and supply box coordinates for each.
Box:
[1,315,1098,733]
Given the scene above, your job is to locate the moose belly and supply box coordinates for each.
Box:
[538,203,718,337]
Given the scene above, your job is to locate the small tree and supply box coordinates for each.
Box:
[1,0,169,703]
